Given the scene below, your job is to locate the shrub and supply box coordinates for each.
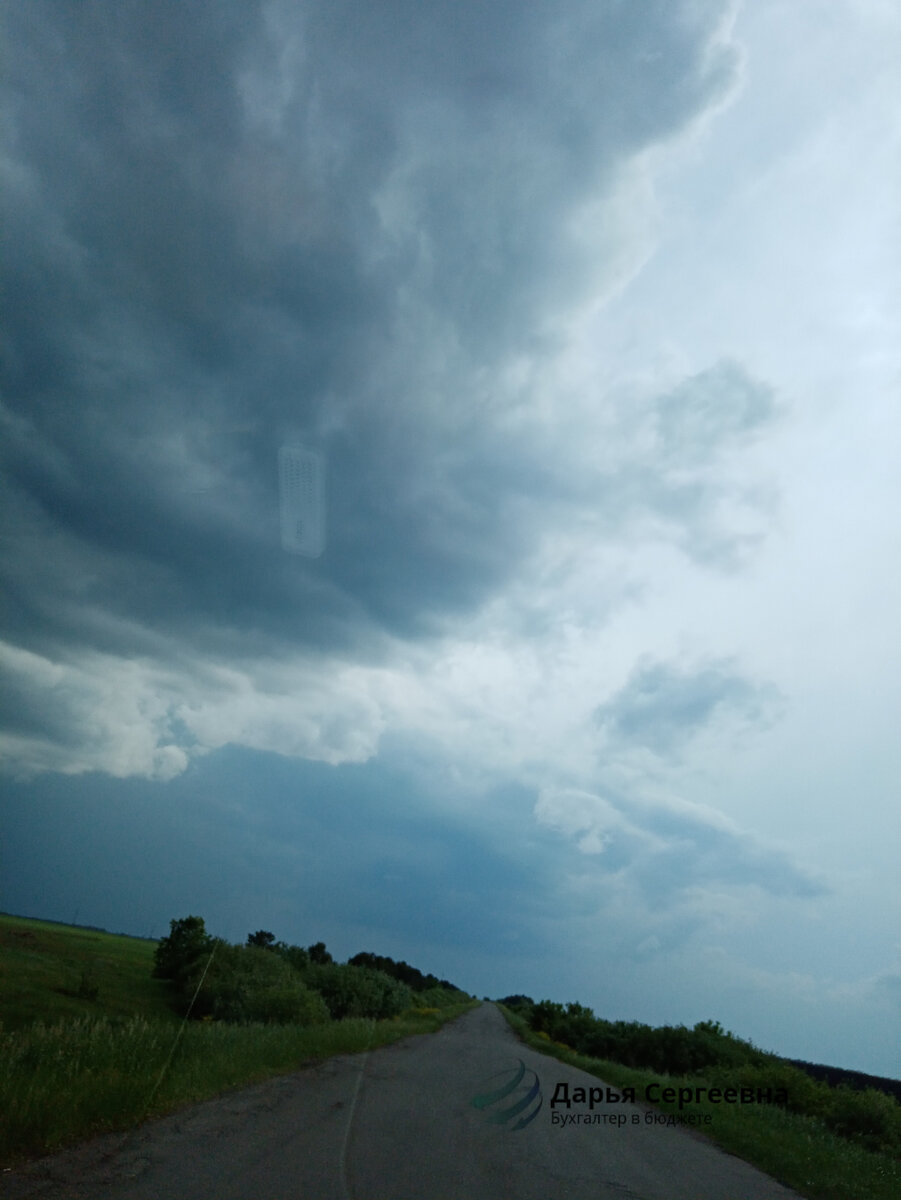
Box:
[417,986,466,1009]
[528,1005,765,1076]
[499,995,534,1013]
[531,999,567,1037]
[304,963,413,1020]
[275,944,311,972]
[706,1061,827,1119]
[183,944,328,1025]
[824,1086,901,1155]
[74,968,100,1002]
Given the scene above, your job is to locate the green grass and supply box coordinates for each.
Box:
[0,912,178,1030]
[498,1005,901,1200]
[0,1004,477,1166]
[0,913,477,1167]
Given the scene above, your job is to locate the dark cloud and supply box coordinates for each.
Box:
[1,0,743,664]
[0,0,770,785]
[0,745,556,962]
[594,658,782,757]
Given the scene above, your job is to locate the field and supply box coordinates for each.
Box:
[0,912,476,1167]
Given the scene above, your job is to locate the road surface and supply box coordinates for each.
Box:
[1,1003,803,1199]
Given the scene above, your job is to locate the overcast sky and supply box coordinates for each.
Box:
[2,0,899,1078]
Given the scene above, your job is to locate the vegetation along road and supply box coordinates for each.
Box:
[1,1002,802,1200]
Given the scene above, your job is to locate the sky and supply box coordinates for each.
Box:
[2,0,899,1078]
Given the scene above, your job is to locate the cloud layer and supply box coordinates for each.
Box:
[2,1,750,700]
[4,0,898,1078]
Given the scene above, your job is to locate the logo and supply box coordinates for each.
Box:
[470,1058,543,1131]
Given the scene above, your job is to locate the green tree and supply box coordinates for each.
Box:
[153,915,214,985]
[307,941,333,965]
[246,930,276,949]
[275,943,310,972]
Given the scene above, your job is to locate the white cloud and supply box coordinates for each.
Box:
[0,642,188,781]
[534,787,640,851]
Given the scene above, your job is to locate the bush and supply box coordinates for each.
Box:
[528,1004,765,1076]
[304,963,413,1020]
[706,1061,827,1119]
[499,995,534,1013]
[416,986,466,1009]
[275,944,311,972]
[824,1086,901,1156]
[76,968,100,1002]
[184,945,329,1025]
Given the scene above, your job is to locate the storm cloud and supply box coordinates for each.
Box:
[3,0,899,1078]
[2,1,746,679]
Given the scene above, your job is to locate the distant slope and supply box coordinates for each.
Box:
[0,912,178,1031]
[780,1057,901,1104]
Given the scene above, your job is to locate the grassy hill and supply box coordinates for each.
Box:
[0,912,178,1031]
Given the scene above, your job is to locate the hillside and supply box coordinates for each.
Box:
[0,912,179,1032]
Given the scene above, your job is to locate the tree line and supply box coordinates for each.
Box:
[153,916,468,1025]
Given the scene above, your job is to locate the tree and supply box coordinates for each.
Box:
[307,941,333,965]
[348,950,461,993]
[247,930,276,949]
[275,943,310,971]
[153,915,214,984]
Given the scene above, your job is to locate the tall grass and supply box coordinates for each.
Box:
[0,1002,476,1167]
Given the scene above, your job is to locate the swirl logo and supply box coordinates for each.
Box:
[470,1058,543,1131]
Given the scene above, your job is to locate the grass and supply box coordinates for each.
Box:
[0,912,477,1167]
[0,912,178,1031]
[0,1005,477,1167]
[497,1005,901,1200]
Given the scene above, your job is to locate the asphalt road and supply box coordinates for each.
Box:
[2,1003,803,1200]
